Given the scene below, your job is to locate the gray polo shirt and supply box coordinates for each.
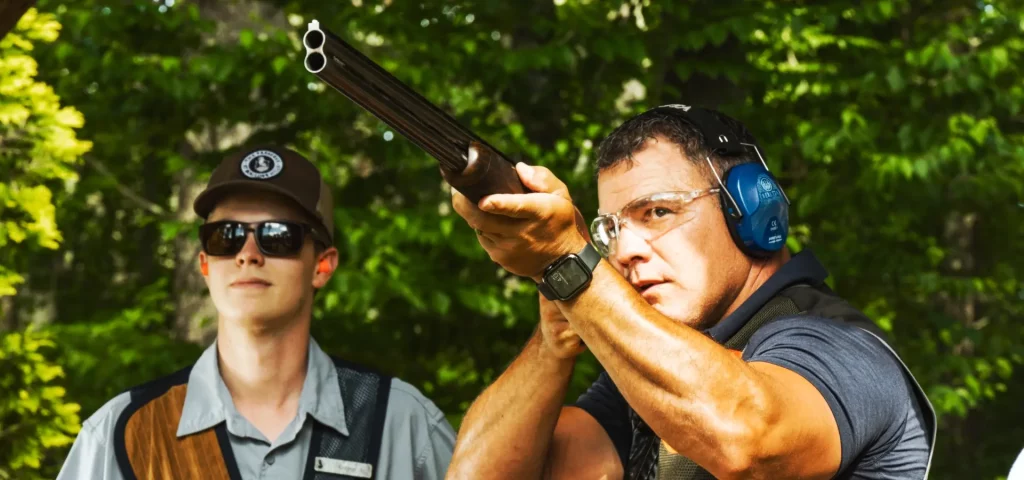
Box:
[56,338,456,479]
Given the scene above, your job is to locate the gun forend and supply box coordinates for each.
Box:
[301,19,525,203]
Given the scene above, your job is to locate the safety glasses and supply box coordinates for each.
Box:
[590,188,720,257]
[198,221,325,257]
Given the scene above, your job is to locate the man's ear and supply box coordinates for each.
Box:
[312,247,339,289]
[199,252,209,276]
[198,252,212,291]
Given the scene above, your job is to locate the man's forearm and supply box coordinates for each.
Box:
[447,331,575,480]
[557,261,772,476]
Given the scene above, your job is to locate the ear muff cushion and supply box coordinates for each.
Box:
[719,163,788,258]
[718,181,765,258]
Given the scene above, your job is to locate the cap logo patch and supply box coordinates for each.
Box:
[662,104,692,111]
[240,150,284,179]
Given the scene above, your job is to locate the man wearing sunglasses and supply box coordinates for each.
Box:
[57,146,456,480]
[447,106,934,479]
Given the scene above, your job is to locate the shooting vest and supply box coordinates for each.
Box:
[626,284,937,480]
[112,358,391,480]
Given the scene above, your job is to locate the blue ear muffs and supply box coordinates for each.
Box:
[718,163,789,258]
[644,104,790,258]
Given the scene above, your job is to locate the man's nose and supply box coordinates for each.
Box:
[235,233,265,267]
[610,227,652,272]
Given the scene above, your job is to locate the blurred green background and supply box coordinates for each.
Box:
[1,0,1022,478]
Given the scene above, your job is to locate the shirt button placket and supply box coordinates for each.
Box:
[260,454,275,479]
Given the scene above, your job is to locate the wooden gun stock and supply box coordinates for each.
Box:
[440,142,525,203]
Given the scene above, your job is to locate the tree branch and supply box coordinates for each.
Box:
[87,157,166,216]
[0,0,36,42]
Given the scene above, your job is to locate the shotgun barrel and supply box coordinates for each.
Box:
[301,20,525,203]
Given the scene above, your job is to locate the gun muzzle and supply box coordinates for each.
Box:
[302,20,525,203]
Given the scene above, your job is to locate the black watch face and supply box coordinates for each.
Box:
[547,257,591,299]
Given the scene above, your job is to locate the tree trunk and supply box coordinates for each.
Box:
[0,295,15,332]
[937,206,980,464]
[0,0,35,42]
[941,210,978,355]
[170,141,217,344]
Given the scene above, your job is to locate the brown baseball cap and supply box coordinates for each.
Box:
[192,145,335,245]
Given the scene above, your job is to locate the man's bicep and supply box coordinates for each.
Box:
[573,371,631,465]
[544,406,623,480]
[744,317,911,475]
[747,361,842,479]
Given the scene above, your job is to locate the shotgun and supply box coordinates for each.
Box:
[301,20,526,203]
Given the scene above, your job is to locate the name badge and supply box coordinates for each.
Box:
[314,457,373,478]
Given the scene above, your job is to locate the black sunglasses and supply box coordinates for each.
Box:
[198,220,325,257]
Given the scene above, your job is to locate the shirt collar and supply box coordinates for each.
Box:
[176,337,349,438]
[299,338,349,437]
[177,342,229,437]
[704,249,830,343]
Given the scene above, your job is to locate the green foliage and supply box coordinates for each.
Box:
[0,0,1017,478]
[0,8,92,297]
[0,330,80,480]
[49,279,204,416]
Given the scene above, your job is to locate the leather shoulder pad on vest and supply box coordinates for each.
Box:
[113,365,238,480]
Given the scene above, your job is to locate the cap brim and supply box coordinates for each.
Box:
[193,180,334,245]
[194,179,310,216]
[199,182,325,232]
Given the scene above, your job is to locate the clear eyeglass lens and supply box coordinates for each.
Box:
[590,216,617,257]
[592,190,710,257]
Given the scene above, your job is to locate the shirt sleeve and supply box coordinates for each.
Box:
[573,371,631,469]
[379,378,456,480]
[742,316,916,474]
[414,413,457,480]
[56,393,131,480]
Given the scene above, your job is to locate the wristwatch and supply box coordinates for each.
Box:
[537,242,602,301]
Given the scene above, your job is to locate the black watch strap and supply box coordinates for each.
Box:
[537,242,602,301]
[578,242,602,270]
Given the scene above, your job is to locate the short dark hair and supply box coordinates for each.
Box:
[595,107,761,184]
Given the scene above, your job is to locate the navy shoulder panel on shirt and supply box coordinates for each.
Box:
[742,315,927,477]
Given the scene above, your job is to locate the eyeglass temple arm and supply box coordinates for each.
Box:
[705,155,742,218]
[705,143,791,218]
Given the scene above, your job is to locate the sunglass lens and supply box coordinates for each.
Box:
[201,222,247,256]
[257,222,305,255]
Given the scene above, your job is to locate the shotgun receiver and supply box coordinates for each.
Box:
[301,20,525,203]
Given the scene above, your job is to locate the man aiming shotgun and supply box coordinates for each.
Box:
[446,107,936,480]
[302,20,936,480]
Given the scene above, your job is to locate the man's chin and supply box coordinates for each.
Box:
[647,298,713,330]
[649,301,689,324]
[220,309,288,329]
